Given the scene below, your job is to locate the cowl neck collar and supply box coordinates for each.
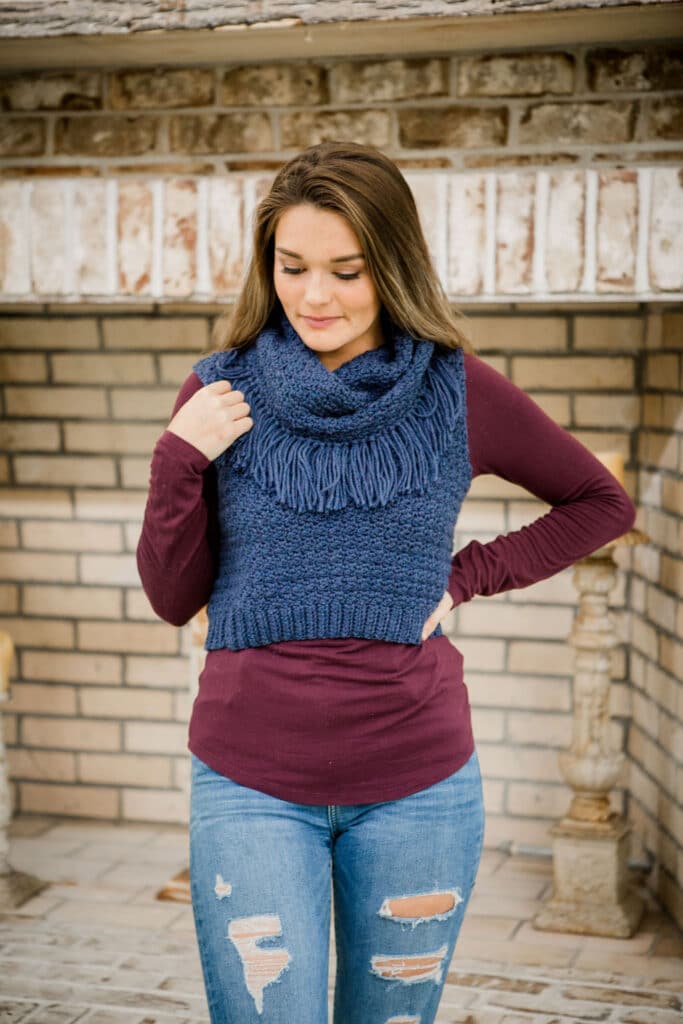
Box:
[251,311,435,441]
[203,311,466,513]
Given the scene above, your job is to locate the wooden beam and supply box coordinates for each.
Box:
[0,4,681,70]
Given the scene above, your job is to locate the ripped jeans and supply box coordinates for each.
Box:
[189,748,485,1024]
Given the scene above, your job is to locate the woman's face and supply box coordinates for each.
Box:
[273,203,384,372]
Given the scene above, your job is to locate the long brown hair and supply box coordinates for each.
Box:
[212,141,474,355]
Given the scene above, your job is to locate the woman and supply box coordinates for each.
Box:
[137,141,636,1024]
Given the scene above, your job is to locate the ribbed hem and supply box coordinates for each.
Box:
[205,600,444,650]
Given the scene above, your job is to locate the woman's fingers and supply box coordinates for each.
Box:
[421,590,455,641]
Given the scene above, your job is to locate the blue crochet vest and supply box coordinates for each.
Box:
[192,312,472,651]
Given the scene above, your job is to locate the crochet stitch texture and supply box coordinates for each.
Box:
[192,312,472,650]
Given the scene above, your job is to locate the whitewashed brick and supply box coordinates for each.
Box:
[30,181,66,294]
[118,180,153,294]
[649,168,683,291]
[496,173,535,293]
[596,170,638,293]
[546,171,584,292]
[74,180,109,295]
[405,173,444,279]
[0,181,30,294]
[163,178,197,297]
[447,173,486,295]
[208,177,244,294]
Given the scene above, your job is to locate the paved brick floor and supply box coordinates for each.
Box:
[1,815,682,1023]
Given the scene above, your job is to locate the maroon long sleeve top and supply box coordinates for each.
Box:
[137,352,637,805]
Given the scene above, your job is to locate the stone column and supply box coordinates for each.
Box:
[0,630,46,909]
[533,530,648,938]
[0,631,13,877]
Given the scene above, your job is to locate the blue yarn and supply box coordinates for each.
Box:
[192,312,472,650]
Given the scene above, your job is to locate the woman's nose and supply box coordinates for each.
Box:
[303,273,331,303]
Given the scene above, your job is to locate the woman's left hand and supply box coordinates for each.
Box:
[421,590,454,642]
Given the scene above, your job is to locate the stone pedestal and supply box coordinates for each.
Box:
[0,630,46,909]
[534,817,643,937]
[533,530,648,938]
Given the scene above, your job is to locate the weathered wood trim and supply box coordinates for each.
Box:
[0,4,680,70]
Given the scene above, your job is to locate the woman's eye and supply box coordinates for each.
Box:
[281,267,360,281]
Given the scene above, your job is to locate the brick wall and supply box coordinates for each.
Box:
[627,310,683,927]
[1,306,675,838]
[0,38,681,926]
[0,46,681,176]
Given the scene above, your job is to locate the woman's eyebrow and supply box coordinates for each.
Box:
[275,246,365,263]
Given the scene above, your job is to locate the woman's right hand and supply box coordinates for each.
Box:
[166,379,253,462]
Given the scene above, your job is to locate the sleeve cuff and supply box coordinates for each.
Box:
[154,429,211,473]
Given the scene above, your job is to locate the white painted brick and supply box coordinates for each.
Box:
[649,167,683,292]
[207,177,244,294]
[30,181,67,294]
[546,170,584,292]
[163,178,197,298]
[118,180,153,295]
[0,181,30,294]
[495,173,535,294]
[447,173,486,296]
[74,180,109,295]
[596,170,638,293]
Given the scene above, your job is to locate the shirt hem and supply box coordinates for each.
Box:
[187,736,476,806]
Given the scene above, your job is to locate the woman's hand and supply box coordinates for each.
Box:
[167,379,253,462]
[421,590,454,642]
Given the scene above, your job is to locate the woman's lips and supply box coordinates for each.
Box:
[302,315,340,328]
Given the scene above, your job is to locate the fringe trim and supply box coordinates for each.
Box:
[195,347,466,513]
